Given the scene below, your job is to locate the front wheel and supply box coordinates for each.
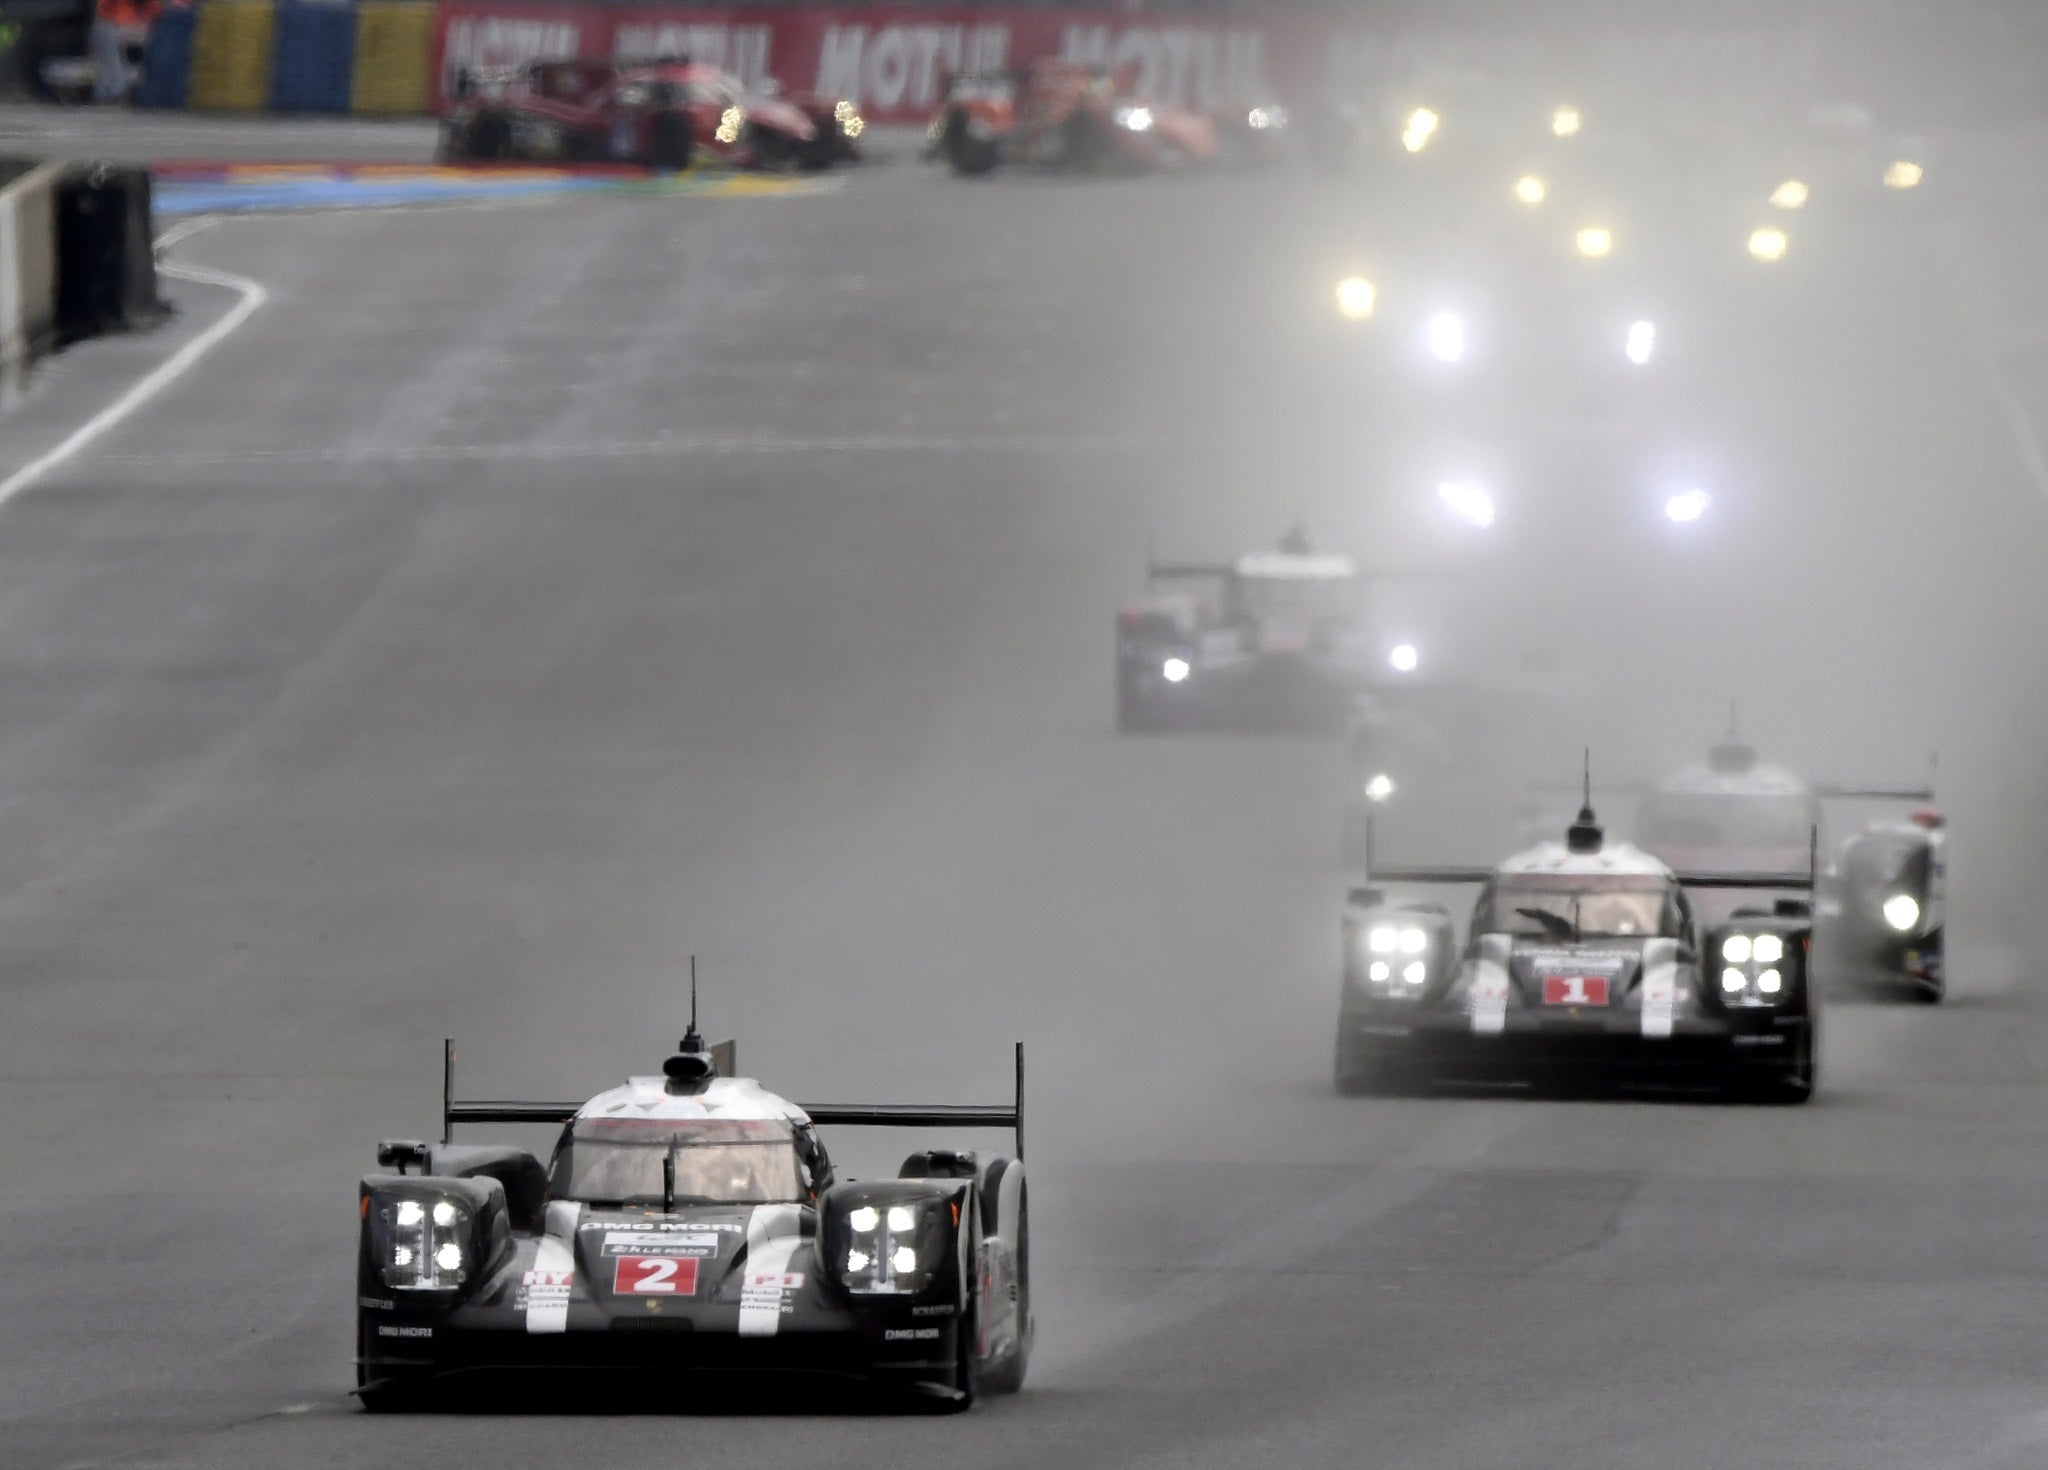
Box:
[1747,1027,1815,1105]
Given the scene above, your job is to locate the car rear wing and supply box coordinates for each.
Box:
[440,1039,1026,1159]
[1358,817,1818,896]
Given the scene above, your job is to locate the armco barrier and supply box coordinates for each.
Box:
[190,0,278,111]
[270,0,359,113]
[0,159,61,402]
[350,1,434,113]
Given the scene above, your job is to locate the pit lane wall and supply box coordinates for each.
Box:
[0,159,60,404]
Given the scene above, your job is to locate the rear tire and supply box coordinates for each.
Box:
[648,112,694,170]
[942,110,1000,176]
[466,111,513,161]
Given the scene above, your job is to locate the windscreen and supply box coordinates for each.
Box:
[548,1119,805,1206]
[1485,880,1675,939]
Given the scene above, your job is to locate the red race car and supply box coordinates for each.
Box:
[441,59,864,171]
[932,59,1221,176]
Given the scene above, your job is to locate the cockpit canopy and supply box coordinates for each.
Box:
[1475,872,1690,942]
[547,1117,809,1207]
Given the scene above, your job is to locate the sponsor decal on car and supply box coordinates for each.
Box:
[377,1324,436,1339]
[613,1254,701,1295]
[911,1303,957,1317]
[884,1327,943,1341]
[597,1229,723,1257]
[1540,974,1610,1007]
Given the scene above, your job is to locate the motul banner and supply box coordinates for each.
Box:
[431,2,2045,128]
[432,5,1329,120]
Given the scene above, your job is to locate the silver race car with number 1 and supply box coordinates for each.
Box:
[1336,792,1818,1101]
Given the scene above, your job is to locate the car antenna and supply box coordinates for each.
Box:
[664,957,716,1094]
[1566,747,1603,854]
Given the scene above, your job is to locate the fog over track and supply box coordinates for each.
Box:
[3,107,2048,1470]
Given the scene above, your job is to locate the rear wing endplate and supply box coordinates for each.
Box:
[441,1039,1026,1159]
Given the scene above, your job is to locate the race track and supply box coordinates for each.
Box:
[4,106,2048,1469]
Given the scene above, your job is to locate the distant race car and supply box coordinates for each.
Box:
[1617,731,1945,998]
[1822,808,1947,1001]
[932,60,1222,176]
[440,59,863,171]
[1115,532,1379,732]
[1335,794,1818,1100]
[356,1026,1030,1408]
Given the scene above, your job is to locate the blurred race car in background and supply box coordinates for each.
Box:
[356,1027,1029,1408]
[932,59,1245,176]
[1821,808,1946,1001]
[1336,796,1817,1101]
[1115,531,1379,733]
[1633,730,1941,996]
[440,59,863,170]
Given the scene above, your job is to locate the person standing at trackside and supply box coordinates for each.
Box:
[91,0,158,104]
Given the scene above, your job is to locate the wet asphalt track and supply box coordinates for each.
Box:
[3,108,2048,1469]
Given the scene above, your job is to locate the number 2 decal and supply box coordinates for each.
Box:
[613,1255,700,1295]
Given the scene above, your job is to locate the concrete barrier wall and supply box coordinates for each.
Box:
[0,160,61,403]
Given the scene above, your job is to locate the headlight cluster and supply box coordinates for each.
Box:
[834,99,864,139]
[1247,106,1287,131]
[715,106,744,145]
[1882,893,1921,932]
[1717,931,1793,1007]
[1361,923,1432,994]
[371,1195,474,1291]
[834,1197,949,1295]
[1115,105,1154,133]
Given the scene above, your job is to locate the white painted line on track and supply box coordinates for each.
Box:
[92,431,1150,468]
[0,236,268,506]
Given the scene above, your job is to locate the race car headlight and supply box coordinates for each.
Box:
[371,1194,475,1292]
[1364,772,1395,803]
[1359,926,1432,994]
[834,99,864,138]
[1713,931,1803,1008]
[1161,656,1191,683]
[826,1188,954,1296]
[1883,893,1921,931]
[1115,105,1154,133]
[1247,105,1286,131]
[715,105,744,145]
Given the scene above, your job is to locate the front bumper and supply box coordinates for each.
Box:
[359,1309,966,1395]
[1337,1003,1809,1084]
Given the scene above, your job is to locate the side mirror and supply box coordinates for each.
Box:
[1774,898,1813,919]
[377,1138,432,1174]
[1346,886,1383,909]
